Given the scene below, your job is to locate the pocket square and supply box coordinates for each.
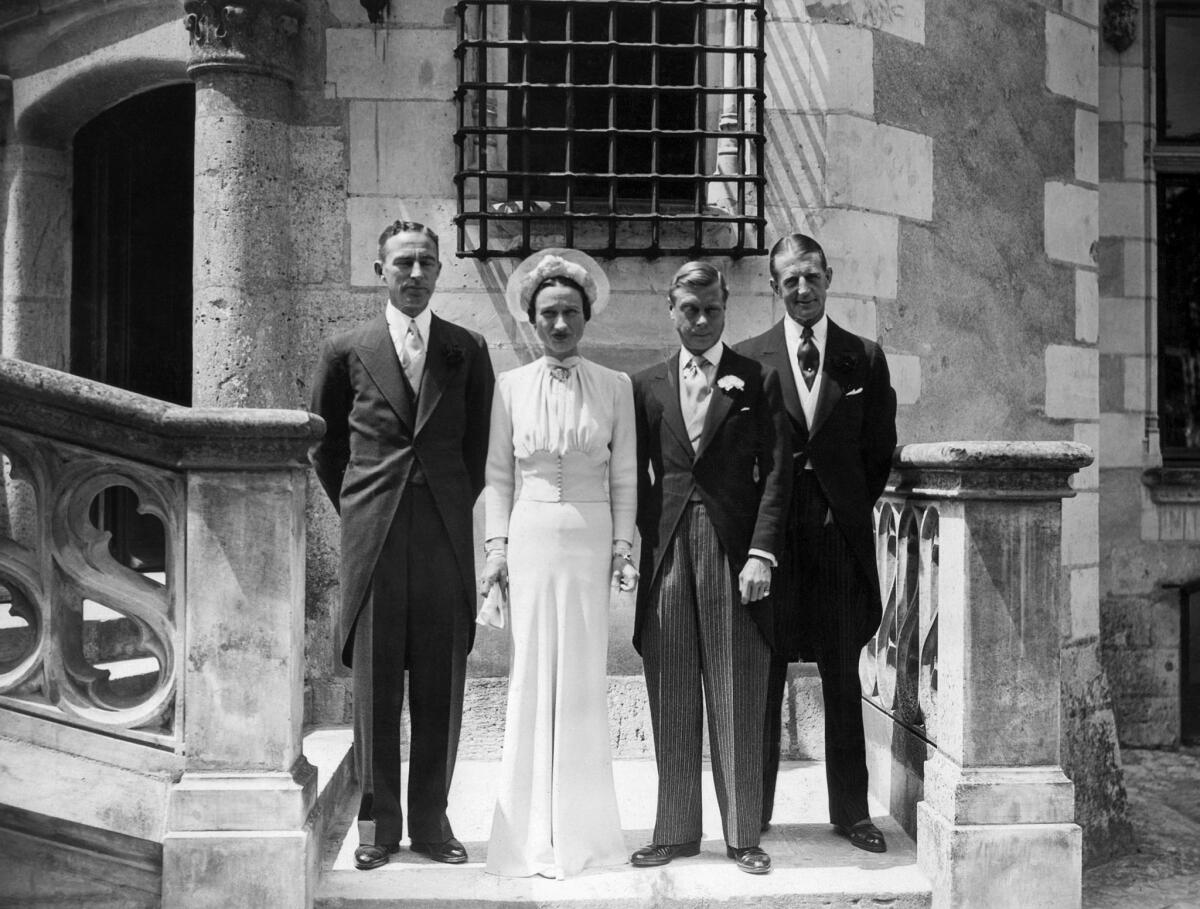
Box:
[845,387,864,396]
[738,406,751,412]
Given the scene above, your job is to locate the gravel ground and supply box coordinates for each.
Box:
[1083,746,1200,909]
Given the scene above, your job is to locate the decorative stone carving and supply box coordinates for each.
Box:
[182,0,305,82]
[0,430,184,741]
[875,440,1094,909]
[0,357,322,746]
[1102,0,1138,54]
[1142,466,1200,504]
[863,501,939,745]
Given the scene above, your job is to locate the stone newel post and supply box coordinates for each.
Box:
[183,0,303,409]
[894,442,1092,909]
[161,411,324,909]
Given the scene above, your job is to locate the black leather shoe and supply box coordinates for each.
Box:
[630,841,701,867]
[834,819,888,853]
[354,842,399,870]
[411,837,469,864]
[726,845,771,874]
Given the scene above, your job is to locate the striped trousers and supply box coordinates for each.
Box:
[642,502,770,849]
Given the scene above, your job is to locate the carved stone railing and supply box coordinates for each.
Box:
[864,441,1093,909]
[0,358,323,908]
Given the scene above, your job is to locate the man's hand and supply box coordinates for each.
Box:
[479,551,508,597]
[738,555,772,604]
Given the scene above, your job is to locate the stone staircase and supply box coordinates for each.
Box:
[308,729,931,909]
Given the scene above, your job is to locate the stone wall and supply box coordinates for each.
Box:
[0,0,1136,865]
[1095,2,1200,752]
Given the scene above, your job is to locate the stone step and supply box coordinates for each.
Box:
[306,725,358,870]
[315,756,929,909]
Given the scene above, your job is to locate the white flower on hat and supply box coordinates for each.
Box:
[505,247,612,322]
[519,255,598,311]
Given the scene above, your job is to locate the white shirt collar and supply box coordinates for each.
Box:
[385,302,432,341]
[784,313,828,348]
[679,340,724,373]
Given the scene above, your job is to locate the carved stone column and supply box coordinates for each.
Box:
[164,6,315,907]
[183,0,304,409]
[891,442,1092,909]
[1,71,71,371]
[1,76,71,546]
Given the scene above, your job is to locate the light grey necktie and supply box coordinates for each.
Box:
[400,321,425,393]
[682,355,711,448]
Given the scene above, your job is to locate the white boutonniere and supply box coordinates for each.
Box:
[717,375,745,394]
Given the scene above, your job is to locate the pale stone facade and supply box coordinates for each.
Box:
[13,0,1200,886]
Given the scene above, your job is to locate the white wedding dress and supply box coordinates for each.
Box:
[482,355,635,878]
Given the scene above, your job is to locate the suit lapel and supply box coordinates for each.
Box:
[809,320,848,440]
[414,314,447,437]
[356,316,414,430]
[760,322,805,431]
[694,345,736,461]
[653,353,694,457]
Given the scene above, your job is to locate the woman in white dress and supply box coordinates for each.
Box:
[479,248,638,879]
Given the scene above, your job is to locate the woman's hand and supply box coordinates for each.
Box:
[479,550,509,597]
[611,553,639,592]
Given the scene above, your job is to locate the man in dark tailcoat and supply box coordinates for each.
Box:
[309,221,494,870]
[630,261,791,874]
[736,233,897,853]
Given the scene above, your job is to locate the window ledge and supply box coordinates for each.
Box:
[1142,466,1200,504]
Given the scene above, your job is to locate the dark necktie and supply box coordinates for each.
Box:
[797,324,818,390]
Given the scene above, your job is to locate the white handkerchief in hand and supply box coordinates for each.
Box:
[476,585,508,629]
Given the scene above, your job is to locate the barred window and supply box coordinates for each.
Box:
[1155,5,1200,461]
[454,0,765,259]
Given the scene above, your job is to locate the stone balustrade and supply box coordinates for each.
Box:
[864,441,1093,909]
[0,363,1094,909]
[0,357,323,909]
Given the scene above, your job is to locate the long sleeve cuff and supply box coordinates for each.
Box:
[748,548,776,567]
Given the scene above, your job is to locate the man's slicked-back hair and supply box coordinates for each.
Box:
[377,220,440,260]
[768,233,827,278]
[668,260,729,305]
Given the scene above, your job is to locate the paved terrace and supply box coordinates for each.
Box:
[313,732,928,909]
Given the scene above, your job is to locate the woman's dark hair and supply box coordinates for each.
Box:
[527,276,592,324]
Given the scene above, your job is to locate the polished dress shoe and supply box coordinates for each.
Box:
[726,845,771,874]
[354,842,399,870]
[834,819,887,854]
[630,840,701,867]
[410,837,469,864]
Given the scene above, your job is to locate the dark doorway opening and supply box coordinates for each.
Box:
[1183,580,1200,745]
[70,84,194,571]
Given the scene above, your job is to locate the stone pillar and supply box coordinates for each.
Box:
[184,0,303,408]
[894,442,1092,909]
[163,466,315,909]
[163,5,314,908]
[1,77,72,544]
[1,137,72,369]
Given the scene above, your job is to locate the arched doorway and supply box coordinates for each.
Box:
[70,83,194,569]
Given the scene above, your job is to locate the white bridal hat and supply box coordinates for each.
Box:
[504,247,611,322]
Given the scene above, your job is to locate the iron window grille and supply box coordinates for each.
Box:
[453,0,766,259]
